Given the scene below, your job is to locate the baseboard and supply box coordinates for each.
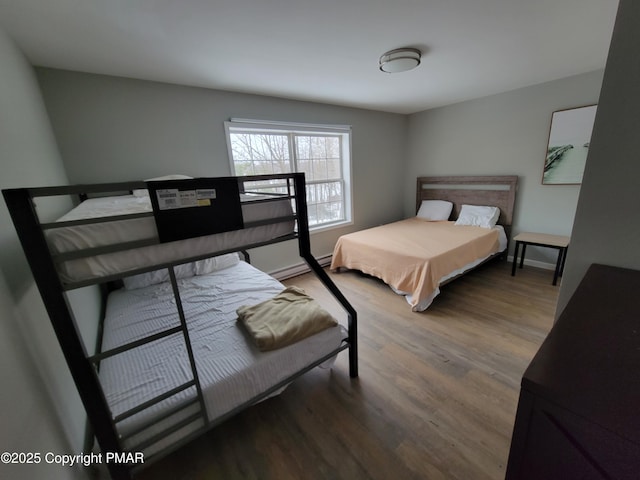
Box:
[270,254,333,281]
[506,255,556,271]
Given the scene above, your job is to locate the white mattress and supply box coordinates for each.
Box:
[392,225,508,311]
[99,260,346,455]
[48,194,295,283]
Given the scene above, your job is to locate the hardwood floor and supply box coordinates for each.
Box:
[137,259,557,480]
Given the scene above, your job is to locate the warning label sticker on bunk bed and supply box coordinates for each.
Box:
[147,178,244,243]
[156,188,217,210]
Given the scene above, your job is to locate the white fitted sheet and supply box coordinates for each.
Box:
[48,194,295,283]
[99,261,346,454]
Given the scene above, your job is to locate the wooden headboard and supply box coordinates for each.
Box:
[416,175,518,226]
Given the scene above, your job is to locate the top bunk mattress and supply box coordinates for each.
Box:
[46,193,295,284]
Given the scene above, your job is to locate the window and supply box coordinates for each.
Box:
[225,119,352,229]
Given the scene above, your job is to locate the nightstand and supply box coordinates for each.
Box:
[511,232,570,285]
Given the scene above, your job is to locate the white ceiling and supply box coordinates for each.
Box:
[0,0,619,114]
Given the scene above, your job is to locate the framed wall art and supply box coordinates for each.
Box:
[542,104,597,185]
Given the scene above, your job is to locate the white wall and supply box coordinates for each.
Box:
[556,0,640,315]
[35,69,408,274]
[36,68,611,272]
[0,29,93,480]
[406,71,604,266]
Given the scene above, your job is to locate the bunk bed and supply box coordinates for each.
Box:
[331,175,518,311]
[3,173,357,480]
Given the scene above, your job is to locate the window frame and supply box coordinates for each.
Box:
[224,118,353,232]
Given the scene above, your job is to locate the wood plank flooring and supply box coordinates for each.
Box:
[137,259,557,480]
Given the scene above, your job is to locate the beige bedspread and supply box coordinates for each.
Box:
[237,286,338,351]
[330,219,500,309]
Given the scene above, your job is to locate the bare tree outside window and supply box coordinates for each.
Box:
[226,122,351,229]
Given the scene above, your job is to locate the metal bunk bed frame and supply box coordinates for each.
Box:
[3,173,358,480]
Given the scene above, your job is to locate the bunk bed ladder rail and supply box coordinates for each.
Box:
[2,188,131,480]
[86,264,209,453]
[291,173,358,378]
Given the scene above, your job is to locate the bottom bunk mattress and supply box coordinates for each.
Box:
[330,218,507,311]
[98,260,347,456]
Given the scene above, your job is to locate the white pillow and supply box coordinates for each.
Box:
[132,174,193,197]
[454,204,500,228]
[417,200,453,221]
[122,262,196,290]
[123,252,242,289]
[194,252,240,275]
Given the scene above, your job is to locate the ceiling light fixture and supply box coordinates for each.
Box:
[379,47,421,73]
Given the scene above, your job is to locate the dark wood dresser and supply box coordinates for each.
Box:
[505,264,640,479]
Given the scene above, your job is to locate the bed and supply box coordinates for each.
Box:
[331,175,518,311]
[101,257,347,457]
[3,173,357,480]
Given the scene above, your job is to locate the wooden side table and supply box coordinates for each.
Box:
[511,232,570,285]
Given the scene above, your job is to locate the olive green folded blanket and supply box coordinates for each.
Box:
[237,286,337,351]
